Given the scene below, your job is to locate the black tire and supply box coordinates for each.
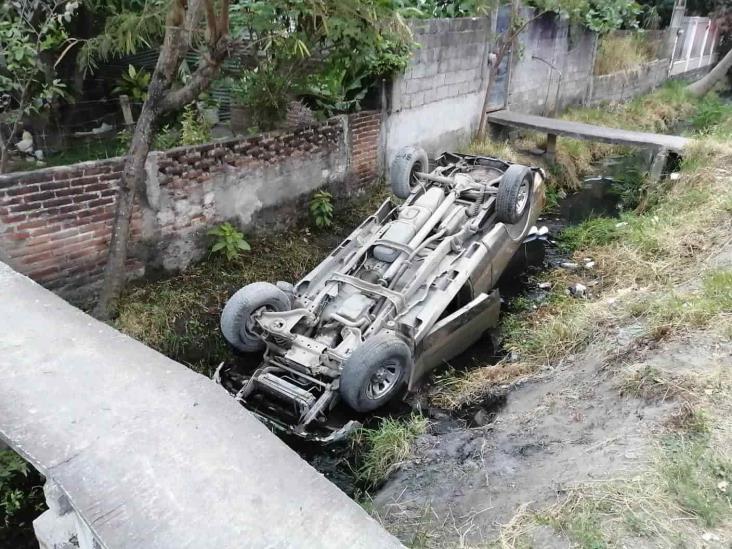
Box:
[496,164,533,224]
[389,146,429,199]
[220,282,290,352]
[339,333,412,413]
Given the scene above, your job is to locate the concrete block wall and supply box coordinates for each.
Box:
[0,113,381,302]
[590,59,669,105]
[385,17,490,162]
[507,12,597,115]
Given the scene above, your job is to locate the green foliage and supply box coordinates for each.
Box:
[559,216,622,251]
[179,104,212,146]
[225,1,414,120]
[0,1,77,159]
[231,67,292,130]
[529,0,642,33]
[303,68,369,117]
[112,65,151,102]
[352,415,428,489]
[77,0,166,75]
[310,190,335,228]
[398,0,493,18]
[153,125,180,151]
[1,449,45,543]
[208,223,251,261]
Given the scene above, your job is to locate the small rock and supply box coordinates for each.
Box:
[560,261,579,270]
[717,480,728,493]
[472,408,492,426]
[584,260,596,269]
[568,282,587,298]
[538,282,552,290]
[670,172,680,180]
[702,532,720,542]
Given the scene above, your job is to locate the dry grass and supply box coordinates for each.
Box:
[594,33,653,75]
[444,89,732,420]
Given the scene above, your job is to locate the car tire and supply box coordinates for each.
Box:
[496,164,533,224]
[220,282,290,352]
[340,333,412,412]
[390,146,429,199]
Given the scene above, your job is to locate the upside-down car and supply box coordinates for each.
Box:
[216,146,545,441]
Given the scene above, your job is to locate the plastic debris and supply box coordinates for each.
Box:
[560,261,578,270]
[567,282,587,298]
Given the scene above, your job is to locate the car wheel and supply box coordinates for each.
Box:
[220,282,290,352]
[339,333,412,412]
[496,164,533,224]
[390,146,429,199]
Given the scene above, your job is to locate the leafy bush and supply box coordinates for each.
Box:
[179,104,211,146]
[309,190,335,228]
[112,64,151,102]
[303,68,368,117]
[208,223,251,261]
[1,449,46,545]
[231,67,292,131]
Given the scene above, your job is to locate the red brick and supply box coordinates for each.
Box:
[4,184,40,197]
[38,180,70,191]
[88,197,114,209]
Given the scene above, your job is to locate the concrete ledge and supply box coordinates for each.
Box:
[0,262,402,549]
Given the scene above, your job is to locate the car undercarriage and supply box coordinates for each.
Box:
[216,147,545,441]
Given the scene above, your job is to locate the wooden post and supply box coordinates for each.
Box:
[119,95,135,127]
[545,133,557,163]
[648,147,669,186]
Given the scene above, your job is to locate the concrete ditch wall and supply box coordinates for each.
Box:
[0,112,381,303]
[0,262,403,549]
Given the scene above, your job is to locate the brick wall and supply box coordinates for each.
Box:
[0,113,381,303]
[348,111,382,186]
[0,159,133,297]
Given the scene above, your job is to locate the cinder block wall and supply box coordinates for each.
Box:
[0,112,382,303]
[385,17,490,162]
[507,12,597,115]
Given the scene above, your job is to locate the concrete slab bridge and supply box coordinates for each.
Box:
[0,262,403,549]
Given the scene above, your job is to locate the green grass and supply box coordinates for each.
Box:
[659,434,732,527]
[352,415,428,490]
[559,216,622,251]
[624,270,732,339]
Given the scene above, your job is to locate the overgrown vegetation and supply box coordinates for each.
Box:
[436,83,732,412]
[352,415,428,490]
[0,450,46,548]
[594,32,653,75]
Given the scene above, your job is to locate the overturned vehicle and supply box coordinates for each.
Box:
[216,146,545,441]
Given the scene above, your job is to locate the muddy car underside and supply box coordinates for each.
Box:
[217,148,545,441]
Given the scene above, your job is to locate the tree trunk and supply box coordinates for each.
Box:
[0,146,8,174]
[94,0,229,319]
[94,103,159,318]
[686,48,732,97]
